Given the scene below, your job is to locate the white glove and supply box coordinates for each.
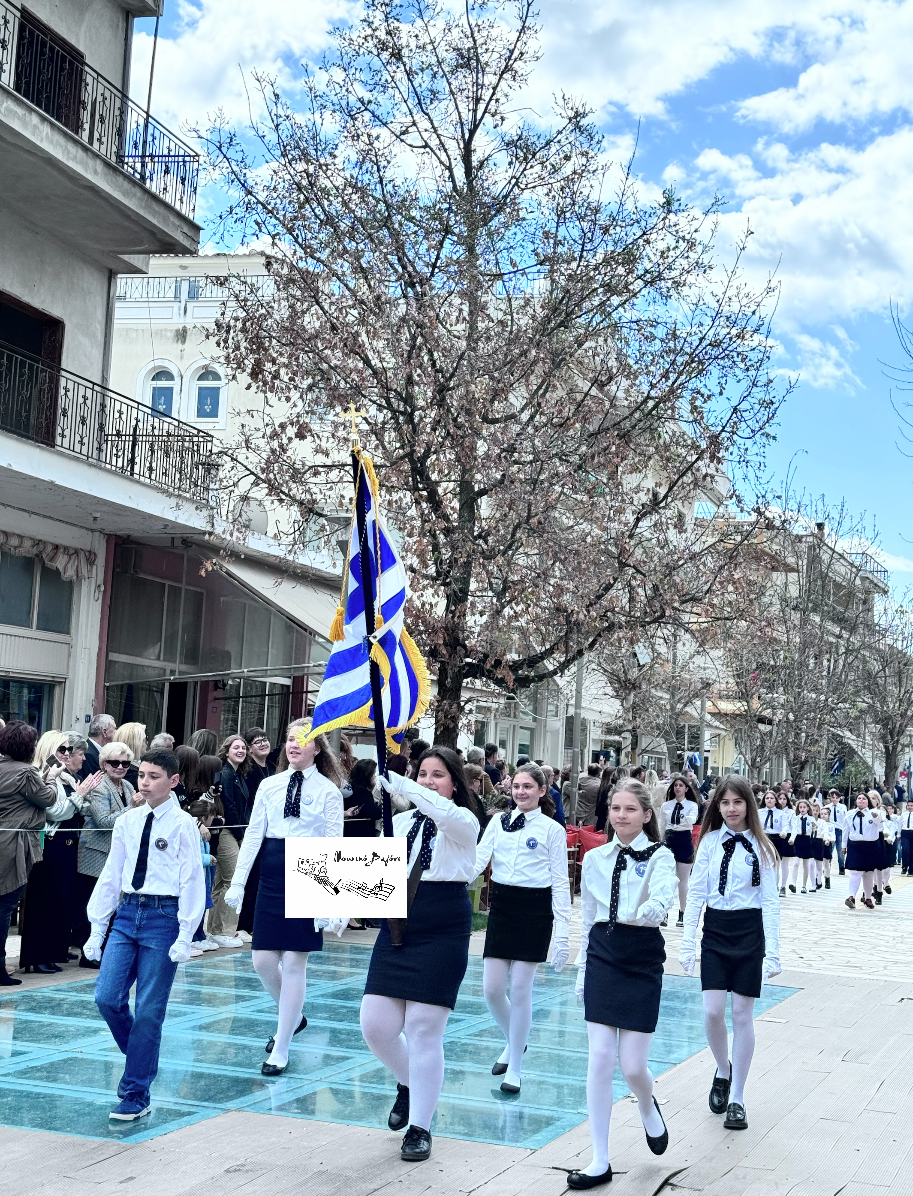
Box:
[83,933,104,962]
[168,938,193,964]
[679,949,696,976]
[224,883,245,911]
[635,899,668,927]
[763,956,782,981]
[551,939,569,973]
[574,966,586,1003]
[314,917,347,937]
[378,772,409,795]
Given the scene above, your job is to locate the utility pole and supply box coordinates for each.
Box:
[570,655,584,824]
[699,689,708,781]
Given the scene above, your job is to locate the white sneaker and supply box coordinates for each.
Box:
[189,946,204,957]
[199,938,220,952]
[212,935,245,948]
[236,931,252,943]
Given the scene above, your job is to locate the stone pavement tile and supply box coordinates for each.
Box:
[692,1165,801,1196]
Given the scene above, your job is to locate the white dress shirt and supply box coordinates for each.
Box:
[883,816,898,845]
[845,809,882,842]
[387,775,480,882]
[788,813,818,844]
[901,809,913,832]
[828,801,848,831]
[777,808,795,837]
[578,832,677,967]
[815,818,836,846]
[87,796,205,944]
[682,827,780,962]
[233,766,343,888]
[660,798,698,835]
[474,807,571,931]
[759,807,786,836]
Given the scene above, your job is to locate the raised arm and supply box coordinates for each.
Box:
[384,775,478,847]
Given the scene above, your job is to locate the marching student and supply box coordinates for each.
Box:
[659,776,700,926]
[84,749,205,1121]
[474,763,570,1094]
[787,798,818,894]
[844,793,881,910]
[566,779,677,1189]
[816,805,836,889]
[900,799,913,875]
[879,802,898,900]
[224,718,344,1076]
[867,792,889,905]
[759,791,788,898]
[775,792,794,894]
[360,747,480,1164]
[680,775,780,1132]
[825,790,847,875]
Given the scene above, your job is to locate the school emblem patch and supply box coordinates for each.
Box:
[155,838,168,850]
[635,862,648,877]
[745,854,754,865]
[525,837,538,850]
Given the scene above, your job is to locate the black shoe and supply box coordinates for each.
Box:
[724,1101,747,1130]
[0,972,21,986]
[874,891,883,905]
[500,1076,521,1094]
[677,910,684,926]
[492,1044,526,1075]
[567,1166,613,1189]
[644,1096,668,1155]
[260,1061,288,1076]
[388,1083,410,1131]
[79,956,101,969]
[660,915,668,927]
[27,964,58,975]
[709,1064,731,1114]
[885,885,892,895]
[788,884,796,893]
[400,1125,432,1161]
[265,1015,307,1054]
[825,878,830,889]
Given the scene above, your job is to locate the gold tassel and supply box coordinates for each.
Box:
[360,451,380,498]
[329,604,346,642]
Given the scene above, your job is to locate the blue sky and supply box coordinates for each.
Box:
[134,0,913,574]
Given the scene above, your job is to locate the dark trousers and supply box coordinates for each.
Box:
[901,830,913,874]
[835,827,845,873]
[0,884,24,974]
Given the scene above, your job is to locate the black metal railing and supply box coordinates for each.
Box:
[847,552,889,584]
[0,342,216,501]
[0,0,198,218]
[115,275,274,302]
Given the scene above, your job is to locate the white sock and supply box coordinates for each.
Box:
[702,989,730,1078]
[848,870,863,897]
[497,1043,510,1065]
[729,994,756,1106]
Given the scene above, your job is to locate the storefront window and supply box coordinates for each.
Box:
[0,553,72,634]
[0,678,56,731]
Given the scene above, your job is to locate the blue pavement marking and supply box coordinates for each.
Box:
[0,942,795,1146]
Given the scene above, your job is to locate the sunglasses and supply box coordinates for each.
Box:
[56,747,71,756]
[106,760,130,768]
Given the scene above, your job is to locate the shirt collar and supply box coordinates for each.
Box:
[609,830,650,853]
[722,826,755,843]
[302,765,317,779]
[149,796,175,820]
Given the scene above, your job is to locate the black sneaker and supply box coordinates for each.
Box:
[709,1064,731,1114]
[401,1124,431,1161]
[724,1101,747,1130]
[825,878,830,889]
[388,1083,410,1131]
[677,910,684,926]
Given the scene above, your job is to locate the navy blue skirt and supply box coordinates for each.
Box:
[584,922,665,1033]
[701,907,764,999]
[665,829,694,864]
[794,833,814,860]
[365,881,471,1009]
[845,839,879,872]
[778,835,795,858]
[252,838,323,952]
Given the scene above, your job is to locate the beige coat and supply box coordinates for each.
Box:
[0,757,58,896]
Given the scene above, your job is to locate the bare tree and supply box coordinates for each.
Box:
[199,0,786,744]
[858,594,913,792]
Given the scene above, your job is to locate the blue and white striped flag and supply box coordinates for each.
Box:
[306,449,430,747]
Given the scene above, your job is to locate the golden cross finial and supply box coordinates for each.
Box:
[342,402,367,447]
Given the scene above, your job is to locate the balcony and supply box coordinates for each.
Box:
[0,341,216,502]
[0,0,198,217]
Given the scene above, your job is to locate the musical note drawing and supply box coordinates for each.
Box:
[295,855,342,895]
[340,878,396,902]
[294,854,396,902]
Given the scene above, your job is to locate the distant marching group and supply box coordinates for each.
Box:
[70,712,913,1184]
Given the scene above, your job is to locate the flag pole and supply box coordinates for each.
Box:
[347,413,394,837]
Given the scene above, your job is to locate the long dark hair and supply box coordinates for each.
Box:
[415,746,481,819]
[603,778,661,843]
[698,774,778,867]
[175,745,199,795]
[665,774,701,804]
[218,734,251,777]
[513,762,556,818]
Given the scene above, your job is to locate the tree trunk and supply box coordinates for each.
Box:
[883,740,900,793]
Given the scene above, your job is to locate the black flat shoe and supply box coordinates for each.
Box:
[261,1061,287,1076]
[644,1097,668,1155]
[492,1044,527,1076]
[709,1064,731,1114]
[28,964,58,975]
[788,884,796,893]
[825,878,830,889]
[567,1166,613,1188]
[400,1124,431,1161]
[265,1015,307,1053]
[0,972,21,986]
[79,956,101,969]
[724,1101,747,1130]
[500,1077,520,1094]
[885,885,892,894]
[388,1083,409,1130]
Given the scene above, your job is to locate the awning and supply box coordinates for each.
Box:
[215,556,340,642]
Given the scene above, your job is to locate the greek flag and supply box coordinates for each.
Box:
[307,449,430,747]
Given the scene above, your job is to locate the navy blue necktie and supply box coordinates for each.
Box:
[131,811,155,891]
[719,834,760,894]
[502,812,526,833]
[284,771,304,819]
[406,812,437,868]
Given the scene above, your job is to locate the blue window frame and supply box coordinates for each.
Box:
[196,368,221,419]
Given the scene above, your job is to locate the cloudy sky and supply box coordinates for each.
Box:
[134,0,913,575]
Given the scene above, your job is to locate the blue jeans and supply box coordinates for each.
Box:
[834,827,845,872]
[94,894,179,1105]
[0,884,24,973]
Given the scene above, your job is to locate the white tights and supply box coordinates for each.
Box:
[875,867,891,889]
[581,1022,663,1176]
[848,870,874,900]
[252,949,309,1068]
[703,990,755,1107]
[675,862,691,912]
[779,855,790,887]
[360,994,450,1131]
[482,958,538,1080]
[789,857,816,889]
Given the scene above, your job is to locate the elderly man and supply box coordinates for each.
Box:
[79,714,116,780]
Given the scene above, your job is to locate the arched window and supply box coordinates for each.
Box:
[150,368,175,416]
[195,368,222,419]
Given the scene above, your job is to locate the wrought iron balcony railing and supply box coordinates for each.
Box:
[0,0,199,218]
[0,342,216,502]
[115,275,275,301]
[847,551,889,584]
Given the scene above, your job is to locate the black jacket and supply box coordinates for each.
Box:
[219,764,251,842]
[343,782,381,837]
[78,738,100,780]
